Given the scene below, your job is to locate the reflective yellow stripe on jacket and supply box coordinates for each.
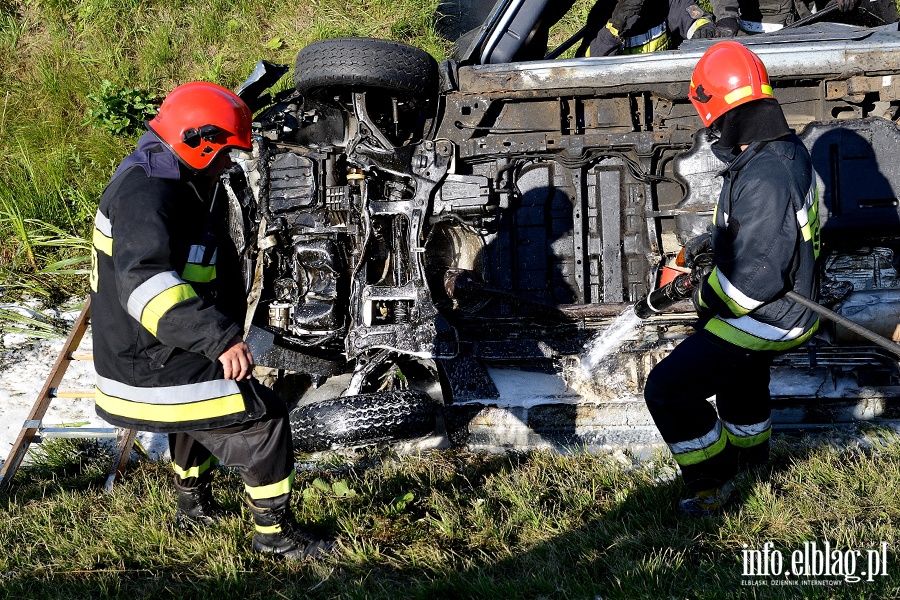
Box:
[182,245,217,283]
[708,267,764,317]
[126,271,197,336]
[93,210,113,256]
[95,375,245,424]
[91,210,113,293]
[705,316,819,351]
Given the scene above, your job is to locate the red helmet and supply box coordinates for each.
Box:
[689,41,775,127]
[147,82,252,171]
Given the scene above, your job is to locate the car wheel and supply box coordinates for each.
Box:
[290,389,438,451]
[293,37,439,105]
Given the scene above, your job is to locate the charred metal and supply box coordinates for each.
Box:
[227,25,900,451]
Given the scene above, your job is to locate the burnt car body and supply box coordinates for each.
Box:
[223,18,900,452]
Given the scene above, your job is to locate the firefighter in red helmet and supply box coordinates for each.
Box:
[643,42,820,516]
[91,81,334,559]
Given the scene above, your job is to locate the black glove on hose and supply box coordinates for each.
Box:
[690,253,714,284]
[692,21,717,39]
[683,232,712,267]
[837,0,859,12]
[714,17,739,37]
[610,0,645,33]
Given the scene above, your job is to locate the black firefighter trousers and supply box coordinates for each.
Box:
[169,381,295,510]
[643,332,774,492]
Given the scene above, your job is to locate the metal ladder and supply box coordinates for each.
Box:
[0,298,137,492]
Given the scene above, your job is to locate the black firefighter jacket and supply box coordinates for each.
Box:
[90,133,264,433]
[695,134,820,352]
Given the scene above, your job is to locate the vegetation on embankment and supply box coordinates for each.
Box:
[0,0,461,301]
[2,428,900,598]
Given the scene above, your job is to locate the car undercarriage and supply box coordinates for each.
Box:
[223,22,900,452]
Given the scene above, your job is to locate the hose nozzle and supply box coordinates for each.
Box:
[634,272,697,320]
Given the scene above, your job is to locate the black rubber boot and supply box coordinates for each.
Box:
[247,499,336,560]
[174,481,226,529]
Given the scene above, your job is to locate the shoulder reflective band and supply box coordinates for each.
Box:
[126,271,197,336]
[246,471,295,501]
[93,210,113,256]
[668,421,727,466]
[724,84,774,106]
[95,375,244,424]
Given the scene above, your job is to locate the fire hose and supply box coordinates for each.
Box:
[784,290,900,358]
[633,272,900,358]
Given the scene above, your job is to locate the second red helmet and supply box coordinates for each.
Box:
[148,81,252,171]
[689,41,775,128]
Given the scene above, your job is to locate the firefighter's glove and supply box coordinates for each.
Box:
[690,253,715,284]
[691,20,717,39]
[714,17,739,37]
[837,0,858,11]
[683,232,712,267]
[610,0,645,33]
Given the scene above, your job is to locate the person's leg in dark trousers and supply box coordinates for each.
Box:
[715,351,774,472]
[644,333,740,491]
[170,432,218,487]
[178,381,333,559]
[168,381,292,527]
[169,432,223,527]
[186,382,294,500]
[643,332,774,514]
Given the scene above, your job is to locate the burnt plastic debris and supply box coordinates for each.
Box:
[634,272,697,319]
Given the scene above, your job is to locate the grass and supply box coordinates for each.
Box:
[2,428,900,598]
[0,0,453,303]
[2,3,900,595]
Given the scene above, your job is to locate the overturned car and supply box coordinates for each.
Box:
[222,19,900,453]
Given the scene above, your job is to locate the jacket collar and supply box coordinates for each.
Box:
[109,131,186,183]
[713,135,798,175]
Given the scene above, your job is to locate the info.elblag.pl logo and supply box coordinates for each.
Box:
[741,541,889,586]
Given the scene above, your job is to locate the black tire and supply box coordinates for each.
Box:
[294,37,439,104]
[290,389,438,451]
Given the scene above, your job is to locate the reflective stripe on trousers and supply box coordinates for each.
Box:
[669,420,728,466]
